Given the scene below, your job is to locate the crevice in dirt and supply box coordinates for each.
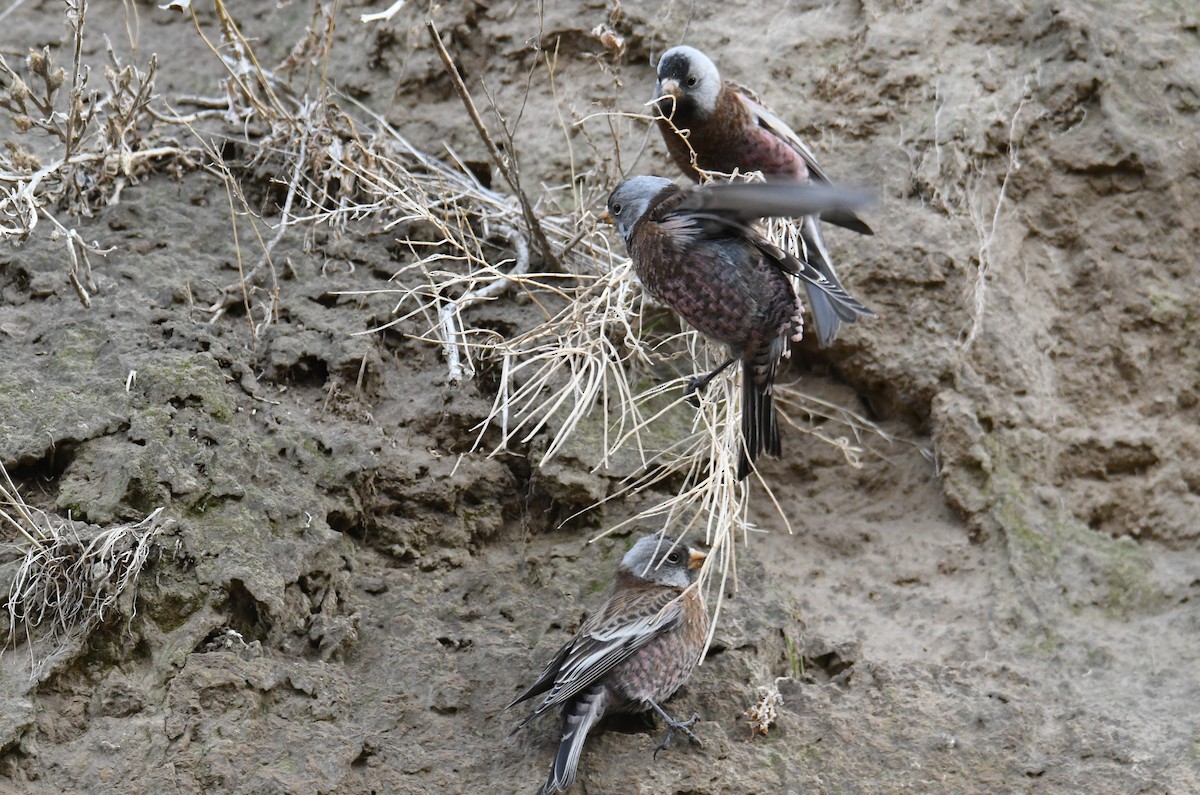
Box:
[213,579,272,646]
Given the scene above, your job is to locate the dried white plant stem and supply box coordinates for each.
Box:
[1,464,169,679]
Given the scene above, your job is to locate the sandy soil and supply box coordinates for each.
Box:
[1,0,1198,793]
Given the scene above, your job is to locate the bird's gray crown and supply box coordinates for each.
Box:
[607,176,674,243]
[655,45,721,118]
[620,534,698,589]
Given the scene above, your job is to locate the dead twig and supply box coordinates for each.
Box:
[427,20,559,271]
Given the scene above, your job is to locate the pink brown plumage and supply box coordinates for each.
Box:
[605,177,872,479]
[653,45,874,347]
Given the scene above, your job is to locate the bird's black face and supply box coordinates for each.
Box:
[658,51,696,91]
[654,51,698,119]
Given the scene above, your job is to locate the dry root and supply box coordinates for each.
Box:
[1,464,169,679]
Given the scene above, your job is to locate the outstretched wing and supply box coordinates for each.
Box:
[675,180,873,225]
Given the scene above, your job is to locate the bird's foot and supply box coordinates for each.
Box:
[683,357,738,408]
[652,711,702,758]
[684,376,708,408]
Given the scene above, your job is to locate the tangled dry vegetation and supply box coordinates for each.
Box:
[0,1,894,662]
[0,464,169,680]
[899,73,1035,352]
[0,0,191,306]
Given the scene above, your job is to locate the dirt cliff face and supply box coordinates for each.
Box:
[1,0,1198,793]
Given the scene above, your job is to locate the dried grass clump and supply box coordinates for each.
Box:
[0,465,168,678]
[0,0,195,307]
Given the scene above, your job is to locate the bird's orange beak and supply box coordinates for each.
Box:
[687,548,707,570]
[599,210,613,225]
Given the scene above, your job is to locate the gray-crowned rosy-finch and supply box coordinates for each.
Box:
[605,176,872,478]
[510,534,710,795]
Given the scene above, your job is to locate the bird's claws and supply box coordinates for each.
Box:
[682,358,736,408]
[652,712,702,758]
[683,376,707,408]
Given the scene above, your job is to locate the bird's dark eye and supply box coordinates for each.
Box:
[666,551,681,564]
[611,203,623,216]
[686,75,698,87]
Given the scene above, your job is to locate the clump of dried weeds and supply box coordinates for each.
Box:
[0,464,169,679]
[0,0,196,306]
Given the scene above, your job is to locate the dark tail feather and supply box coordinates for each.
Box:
[799,214,872,348]
[537,685,607,795]
[820,208,874,236]
[738,361,780,480]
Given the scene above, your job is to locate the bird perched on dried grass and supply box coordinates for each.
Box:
[605,177,872,479]
[509,534,709,795]
[652,44,874,347]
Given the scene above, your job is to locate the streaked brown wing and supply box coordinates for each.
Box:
[516,585,686,725]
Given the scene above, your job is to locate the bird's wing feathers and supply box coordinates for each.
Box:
[635,182,874,326]
[645,182,693,224]
[507,638,574,711]
[675,181,872,225]
[732,87,874,236]
[733,86,832,184]
[660,189,872,320]
[515,587,686,726]
[751,233,875,321]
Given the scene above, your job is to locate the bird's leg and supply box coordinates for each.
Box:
[684,356,737,407]
[648,700,703,758]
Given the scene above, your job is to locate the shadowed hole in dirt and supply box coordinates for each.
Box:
[808,651,856,682]
[217,139,241,161]
[601,710,660,735]
[4,441,80,504]
[297,572,329,604]
[436,636,472,651]
[598,690,699,739]
[462,160,491,189]
[279,355,329,388]
[0,260,31,295]
[351,737,381,769]
[210,578,271,646]
[312,292,342,309]
[168,395,208,413]
[325,508,359,536]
